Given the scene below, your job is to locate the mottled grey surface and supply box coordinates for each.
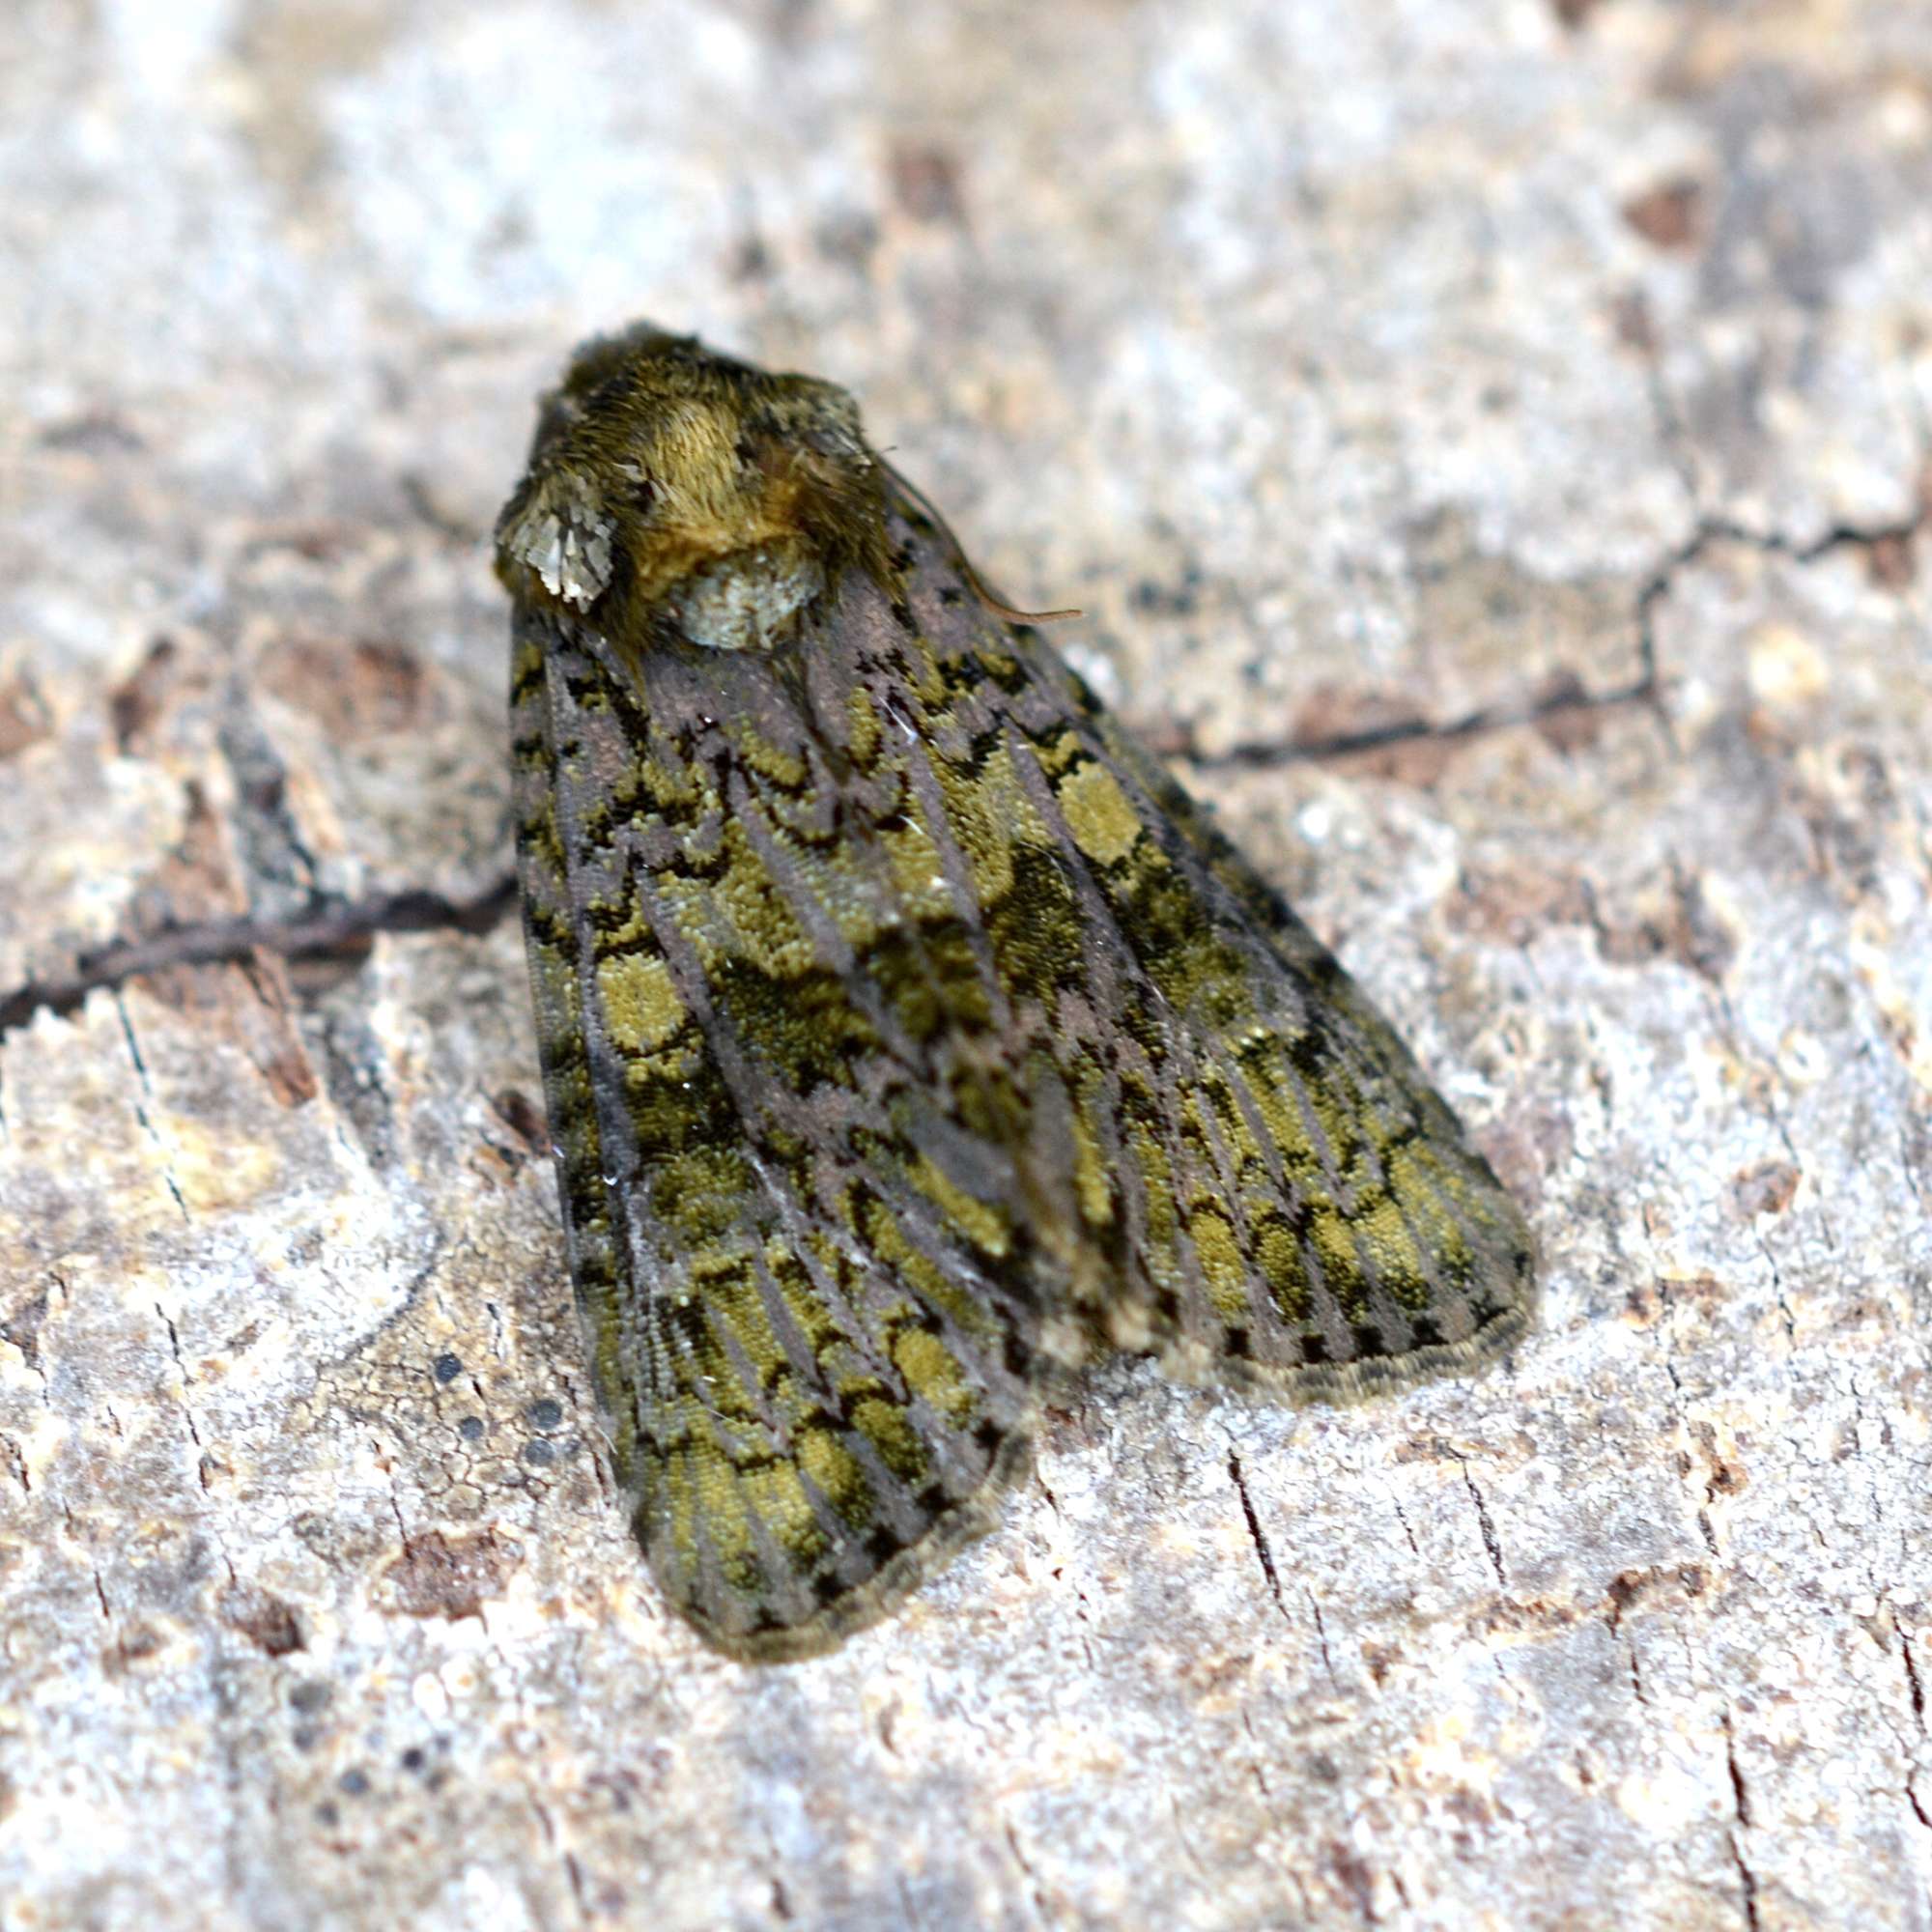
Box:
[2,2,1929,1928]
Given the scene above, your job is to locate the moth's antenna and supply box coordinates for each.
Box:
[881,458,1082,622]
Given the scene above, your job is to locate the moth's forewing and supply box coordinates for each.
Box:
[510,595,1045,1662]
[979,612,1537,1396]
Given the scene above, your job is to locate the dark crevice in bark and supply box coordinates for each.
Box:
[1444,1445,1509,1589]
[1172,667,1659,772]
[0,873,520,1041]
[1169,499,1926,773]
[1722,1709,1762,1932]
[1226,1450,1289,1623]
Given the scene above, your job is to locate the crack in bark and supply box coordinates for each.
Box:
[1444,1447,1509,1589]
[0,873,520,1041]
[1165,499,1925,773]
[1226,1450,1292,1628]
[1897,1629,1932,1832]
[1001,1820,1052,1931]
[1721,1709,1754,1830]
[1722,1709,1762,1931]
[117,992,189,1223]
[1305,1589,1337,1686]
[1159,666,1658,771]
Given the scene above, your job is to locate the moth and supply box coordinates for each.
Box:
[495,324,1534,1661]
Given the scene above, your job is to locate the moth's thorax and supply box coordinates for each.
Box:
[495,324,894,654]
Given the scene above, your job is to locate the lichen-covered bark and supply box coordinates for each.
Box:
[2,3,1928,1928]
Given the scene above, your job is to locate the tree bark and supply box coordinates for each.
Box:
[2,4,1928,1928]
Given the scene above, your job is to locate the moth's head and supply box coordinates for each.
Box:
[495,323,893,653]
